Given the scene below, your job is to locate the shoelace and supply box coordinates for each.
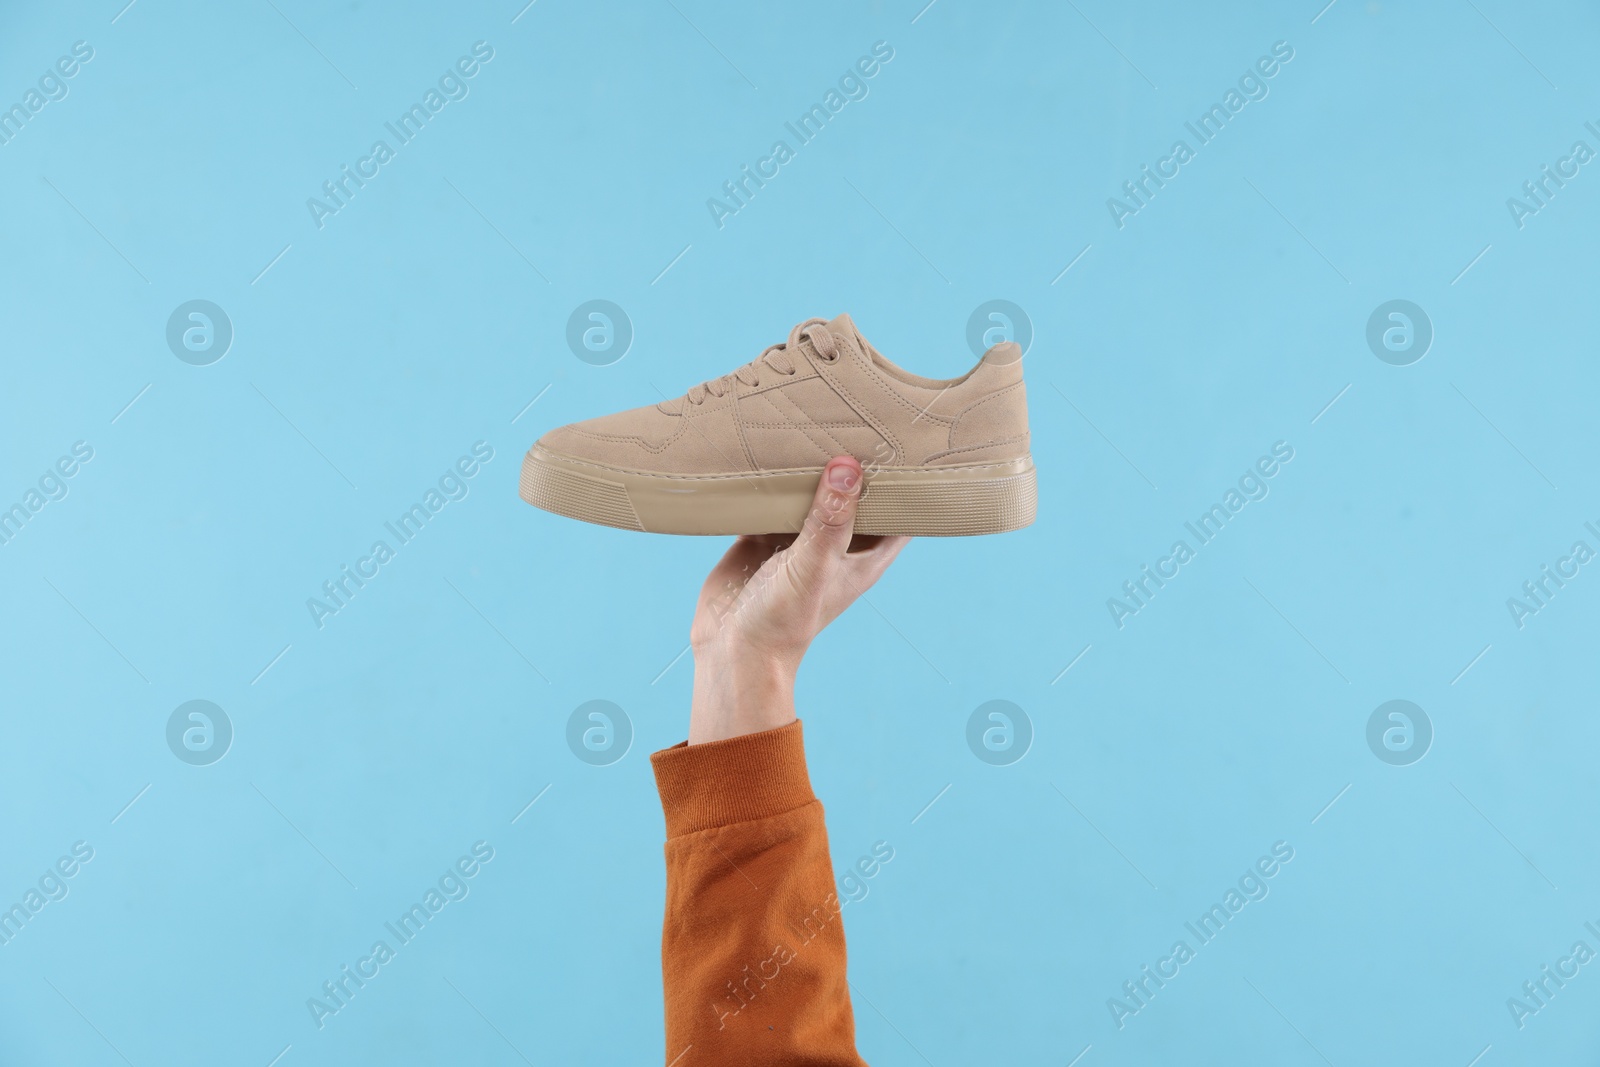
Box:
[686,317,839,405]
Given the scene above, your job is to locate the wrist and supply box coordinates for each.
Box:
[688,643,798,745]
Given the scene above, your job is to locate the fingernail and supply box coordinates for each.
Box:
[828,463,859,492]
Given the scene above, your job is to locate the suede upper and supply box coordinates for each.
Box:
[537,313,1029,474]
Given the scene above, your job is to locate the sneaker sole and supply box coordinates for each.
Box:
[519,445,1037,536]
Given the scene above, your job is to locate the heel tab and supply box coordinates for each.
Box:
[981,341,1024,368]
[974,340,1025,386]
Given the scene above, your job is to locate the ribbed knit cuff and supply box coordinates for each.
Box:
[650,719,816,838]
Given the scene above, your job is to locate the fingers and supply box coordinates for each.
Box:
[826,535,909,616]
[844,534,911,588]
[845,534,888,553]
[786,456,862,591]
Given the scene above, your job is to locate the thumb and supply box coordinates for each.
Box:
[788,456,862,587]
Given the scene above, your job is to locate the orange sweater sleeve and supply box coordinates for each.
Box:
[651,720,867,1067]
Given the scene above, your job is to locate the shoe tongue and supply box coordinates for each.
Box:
[825,312,871,357]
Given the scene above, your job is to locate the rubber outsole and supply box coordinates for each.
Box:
[518,445,1037,536]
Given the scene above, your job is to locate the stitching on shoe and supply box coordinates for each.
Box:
[778,393,843,463]
[763,385,855,461]
[853,351,955,424]
[565,421,691,456]
[729,387,760,473]
[743,391,834,466]
[669,398,763,479]
[735,365,821,399]
[948,381,1025,450]
[922,433,1031,464]
[742,421,880,429]
[809,352,904,461]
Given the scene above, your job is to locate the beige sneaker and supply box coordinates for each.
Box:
[519,313,1036,536]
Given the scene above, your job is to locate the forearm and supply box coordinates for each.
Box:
[687,646,797,745]
[652,721,866,1067]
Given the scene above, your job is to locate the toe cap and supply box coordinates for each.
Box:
[536,399,748,474]
[537,402,682,468]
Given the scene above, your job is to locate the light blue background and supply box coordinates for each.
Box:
[3,1,1598,1064]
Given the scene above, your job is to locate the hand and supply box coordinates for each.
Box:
[687,456,910,744]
